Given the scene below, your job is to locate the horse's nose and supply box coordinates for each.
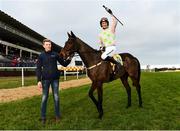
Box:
[59,51,64,58]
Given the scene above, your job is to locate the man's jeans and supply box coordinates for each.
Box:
[41,79,60,119]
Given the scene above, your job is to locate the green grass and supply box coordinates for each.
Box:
[0,75,86,89]
[0,72,180,129]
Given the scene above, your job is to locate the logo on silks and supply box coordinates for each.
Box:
[51,55,56,58]
[113,54,123,65]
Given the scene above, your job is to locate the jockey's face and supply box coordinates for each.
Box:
[101,21,108,29]
[43,41,52,52]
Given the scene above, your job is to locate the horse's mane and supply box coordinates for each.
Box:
[76,37,101,54]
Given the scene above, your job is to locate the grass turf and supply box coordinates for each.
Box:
[0,72,179,129]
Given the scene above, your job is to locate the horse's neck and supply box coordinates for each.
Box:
[76,38,101,67]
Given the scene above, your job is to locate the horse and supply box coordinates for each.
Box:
[60,31,142,119]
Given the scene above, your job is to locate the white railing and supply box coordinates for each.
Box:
[58,66,87,80]
[63,70,79,81]
[0,67,88,86]
[0,67,36,86]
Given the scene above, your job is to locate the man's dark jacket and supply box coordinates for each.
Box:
[36,51,70,81]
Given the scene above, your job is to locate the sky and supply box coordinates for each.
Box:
[0,0,180,65]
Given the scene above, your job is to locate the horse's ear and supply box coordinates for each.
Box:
[67,32,71,38]
[71,31,76,39]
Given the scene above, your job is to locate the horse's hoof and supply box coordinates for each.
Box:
[98,115,103,119]
[98,112,103,119]
[126,104,131,108]
[139,105,143,108]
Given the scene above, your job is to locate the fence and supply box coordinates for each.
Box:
[0,66,88,87]
[59,66,87,80]
[63,70,79,80]
[0,67,36,86]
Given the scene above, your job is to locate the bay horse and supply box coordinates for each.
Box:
[60,31,142,119]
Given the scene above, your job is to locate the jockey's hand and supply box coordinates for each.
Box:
[100,46,105,51]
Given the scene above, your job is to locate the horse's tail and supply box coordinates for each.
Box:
[136,58,141,83]
[119,53,141,83]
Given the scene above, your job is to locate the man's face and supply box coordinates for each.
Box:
[43,42,52,52]
[102,21,108,29]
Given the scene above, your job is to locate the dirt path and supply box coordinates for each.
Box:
[0,78,91,103]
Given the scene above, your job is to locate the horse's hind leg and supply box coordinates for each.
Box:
[120,73,131,108]
[130,77,142,107]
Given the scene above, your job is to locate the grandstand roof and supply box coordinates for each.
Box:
[0,10,62,52]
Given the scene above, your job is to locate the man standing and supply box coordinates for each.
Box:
[36,39,71,125]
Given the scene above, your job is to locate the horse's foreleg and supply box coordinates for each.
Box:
[88,82,98,109]
[120,75,131,108]
[97,82,103,119]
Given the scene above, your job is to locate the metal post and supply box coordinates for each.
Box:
[22,67,24,86]
[76,70,78,79]
[64,70,66,80]
[85,68,88,77]
[30,52,32,59]
[6,45,8,55]
[20,49,22,57]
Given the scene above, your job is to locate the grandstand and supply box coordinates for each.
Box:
[0,10,62,67]
[0,10,85,77]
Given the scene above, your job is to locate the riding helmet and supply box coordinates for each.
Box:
[100,17,109,27]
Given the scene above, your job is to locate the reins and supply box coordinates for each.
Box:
[87,61,102,70]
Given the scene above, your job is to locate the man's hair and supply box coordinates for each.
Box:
[43,39,51,44]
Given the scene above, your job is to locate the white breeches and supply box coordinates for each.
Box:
[101,46,116,60]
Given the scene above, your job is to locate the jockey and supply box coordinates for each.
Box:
[99,9,121,68]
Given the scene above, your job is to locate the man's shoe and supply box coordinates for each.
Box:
[54,116,61,123]
[39,118,46,125]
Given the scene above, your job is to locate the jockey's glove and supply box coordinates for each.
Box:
[107,9,113,14]
[100,46,105,51]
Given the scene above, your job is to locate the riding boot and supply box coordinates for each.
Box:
[104,56,121,72]
[104,56,119,64]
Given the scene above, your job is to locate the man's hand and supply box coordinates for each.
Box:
[67,53,74,60]
[37,81,42,90]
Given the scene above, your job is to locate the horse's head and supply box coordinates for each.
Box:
[60,31,78,59]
